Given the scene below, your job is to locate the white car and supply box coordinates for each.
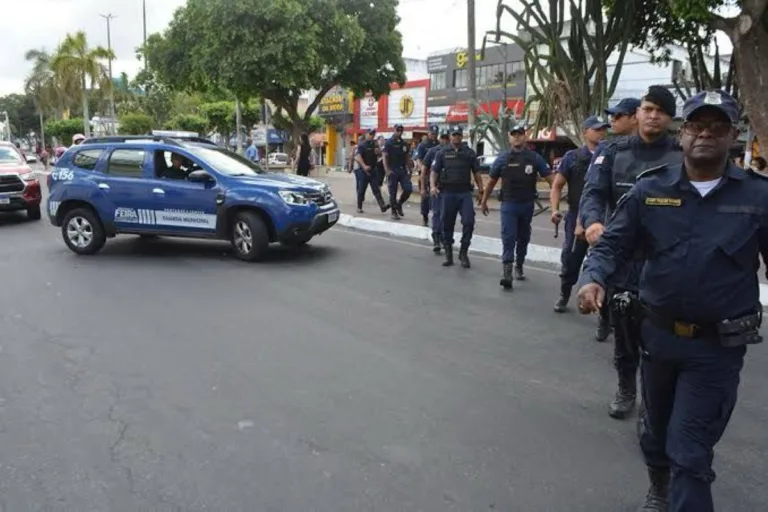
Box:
[267,152,290,166]
[25,153,38,164]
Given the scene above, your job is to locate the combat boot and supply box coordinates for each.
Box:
[356,203,364,214]
[554,285,571,313]
[458,243,471,268]
[396,202,405,217]
[376,196,391,213]
[514,264,526,281]
[431,233,441,254]
[391,208,400,221]
[442,245,454,266]
[595,315,611,342]
[609,370,637,419]
[638,468,669,511]
[500,262,513,290]
[422,214,429,226]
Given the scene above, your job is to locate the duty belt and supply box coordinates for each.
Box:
[641,303,762,341]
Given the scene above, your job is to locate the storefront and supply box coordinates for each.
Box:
[316,86,354,167]
[352,79,430,145]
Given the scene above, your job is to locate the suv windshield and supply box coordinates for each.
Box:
[0,147,23,164]
[188,146,263,176]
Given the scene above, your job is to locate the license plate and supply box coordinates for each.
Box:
[328,211,339,223]
[0,198,10,205]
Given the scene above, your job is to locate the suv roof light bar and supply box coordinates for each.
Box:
[81,135,184,147]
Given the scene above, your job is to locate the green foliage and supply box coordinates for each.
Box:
[143,0,405,144]
[200,101,233,132]
[472,103,520,153]
[164,114,208,134]
[307,116,325,133]
[119,113,154,135]
[0,93,38,136]
[45,118,85,144]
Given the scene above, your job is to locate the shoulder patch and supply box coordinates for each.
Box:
[636,165,667,180]
[594,155,605,165]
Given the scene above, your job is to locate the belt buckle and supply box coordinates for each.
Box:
[673,321,697,338]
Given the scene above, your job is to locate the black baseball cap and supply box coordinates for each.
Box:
[605,98,641,116]
[682,90,739,123]
[450,125,463,135]
[509,124,526,134]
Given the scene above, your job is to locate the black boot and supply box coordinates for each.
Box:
[638,468,669,511]
[458,243,470,268]
[390,206,400,220]
[356,203,364,214]
[595,316,611,342]
[554,285,571,313]
[422,214,429,227]
[514,264,526,281]
[396,202,405,217]
[376,196,391,213]
[442,245,454,266]
[500,262,513,290]
[431,233,441,254]
[609,370,637,419]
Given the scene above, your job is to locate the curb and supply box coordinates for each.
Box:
[338,213,768,307]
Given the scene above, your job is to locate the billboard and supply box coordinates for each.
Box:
[359,95,379,129]
[387,87,427,128]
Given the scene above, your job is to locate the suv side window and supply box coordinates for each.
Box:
[106,149,146,178]
[72,149,103,171]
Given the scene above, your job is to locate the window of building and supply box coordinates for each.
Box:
[106,149,146,178]
[429,72,446,91]
[72,149,103,171]
[506,61,525,82]
[453,68,468,88]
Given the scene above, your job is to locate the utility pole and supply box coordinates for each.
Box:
[235,98,243,154]
[100,13,117,135]
[142,0,148,69]
[467,0,477,149]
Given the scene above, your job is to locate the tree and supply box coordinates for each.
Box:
[45,118,85,145]
[473,105,521,153]
[489,0,638,144]
[143,0,406,148]
[0,94,38,138]
[119,113,154,135]
[50,31,115,137]
[603,0,768,144]
[164,114,208,134]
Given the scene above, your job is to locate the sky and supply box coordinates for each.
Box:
[0,0,733,96]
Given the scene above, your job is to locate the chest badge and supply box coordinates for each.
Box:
[525,164,533,175]
[645,197,682,207]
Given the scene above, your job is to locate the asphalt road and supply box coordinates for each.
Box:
[1,203,767,510]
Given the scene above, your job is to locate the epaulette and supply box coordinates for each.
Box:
[746,167,768,180]
[608,135,632,152]
[636,164,667,180]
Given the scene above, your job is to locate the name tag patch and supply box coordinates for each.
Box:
[645,197,682,206]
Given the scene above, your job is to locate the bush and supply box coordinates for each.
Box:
[45,118,86,145]
[119,113,154,135]
[163,114,208,134]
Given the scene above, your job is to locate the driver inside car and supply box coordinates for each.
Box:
[163,153,189,180]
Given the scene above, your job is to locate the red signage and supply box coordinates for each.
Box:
[445,99,525,123]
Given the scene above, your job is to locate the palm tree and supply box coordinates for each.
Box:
[24,49,63,146]
[50,31,115,137]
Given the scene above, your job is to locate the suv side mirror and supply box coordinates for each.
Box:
[188,170,213,183]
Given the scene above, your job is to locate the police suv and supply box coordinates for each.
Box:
[47,136,339,261]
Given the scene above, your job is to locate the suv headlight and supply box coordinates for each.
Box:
[19,172,36,182]
[278,190,309,205]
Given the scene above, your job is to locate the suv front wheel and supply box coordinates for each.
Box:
[61,207,107,255]
[231,211,269,261]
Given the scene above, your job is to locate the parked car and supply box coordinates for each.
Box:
[47,135,339,260]
[0,141,42,220]
[267,152,290,166]
[25,153,38,164]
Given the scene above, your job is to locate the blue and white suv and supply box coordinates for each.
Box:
[47,136,339,261]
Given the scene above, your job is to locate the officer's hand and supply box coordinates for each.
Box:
[574,223,585,239]
[420,187,427,198]
[585,222,605,246]
[430,187,439,197]
[577,283,605,314]
[551,211,563,225]
[481,201,489,216]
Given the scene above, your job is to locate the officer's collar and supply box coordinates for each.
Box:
[636,133,674,148]
[675,161,746,188]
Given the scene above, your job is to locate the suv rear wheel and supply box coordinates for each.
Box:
[61,207,107,255]
[231,211,269,261]
[27,204,41,221]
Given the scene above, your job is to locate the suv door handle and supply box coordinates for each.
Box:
[152,188,165,195]
[98,183,110,190]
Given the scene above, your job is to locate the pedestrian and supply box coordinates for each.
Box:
[580,86,682,420]
[245,139,260,163]
[577,89,766,512]
[383,124,413,220]
[354,129,391,214]
[421,129,450,253]
[72,133,85,146]
[416,125,441,226]
[430,126,484,268]
[480,124,552,289]
[293,133,312,177]
[550,115,610,311]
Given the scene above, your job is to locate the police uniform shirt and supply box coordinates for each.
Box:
[489,148,550,180]
[416,138,439,163]
[357,139,378,168]
[557,145,593,182]
[383,136,409,170]
[423,144,448,172]
[431,144,479,193]
[580,162,768,323]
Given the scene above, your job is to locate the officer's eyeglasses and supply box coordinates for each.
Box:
[681,121,732,138]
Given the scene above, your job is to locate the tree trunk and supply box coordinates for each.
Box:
[81,75,91,138]
[731,17,768,150]
[39,112,45,146]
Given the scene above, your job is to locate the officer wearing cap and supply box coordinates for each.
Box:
[430,126,484,267]
[383,124,413,220]
[579,85,682,420]
[550,115,610,311]
[421,129,451,253]
[354,129,392,214]
[416,126,441,226]
[480,124,552,289]
[578,89,765,512]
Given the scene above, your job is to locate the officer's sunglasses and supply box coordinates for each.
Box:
[681,121,732,138]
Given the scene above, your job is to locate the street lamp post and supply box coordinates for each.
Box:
[100,13,117,135]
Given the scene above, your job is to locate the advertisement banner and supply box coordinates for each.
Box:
[388,87,427,128]
[359,96,379,129]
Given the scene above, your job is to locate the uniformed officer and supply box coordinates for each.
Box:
[580,86,682,420]
[430,126,484,268]
[383,124,413,220]
[578,89,766,512]
[550,115,610,311]
[416,125,441,226]
[480,124,552,289]
[421,129,450,253]
[354,129,391,214]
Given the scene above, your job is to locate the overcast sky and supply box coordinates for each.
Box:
[0,0,732,96]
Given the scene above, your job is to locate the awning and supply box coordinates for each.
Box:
[267,129,288,144]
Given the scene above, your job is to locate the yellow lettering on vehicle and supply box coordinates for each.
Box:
[645,197,682,206]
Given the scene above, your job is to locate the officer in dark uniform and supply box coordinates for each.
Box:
[354,129,391,214]
[578,89,766,512]
[480,124,551,289]
[579,86,682,420]
[383,124,413,220]
[416,125,441,226]
[550,116,610,311]
[430,126,484,268]
[421,129,450,253]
